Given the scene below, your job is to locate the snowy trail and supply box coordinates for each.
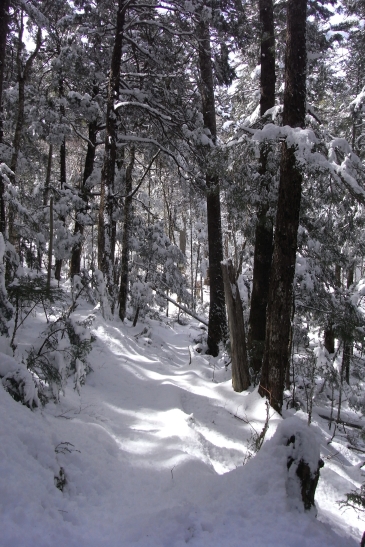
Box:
[0,303,363,546]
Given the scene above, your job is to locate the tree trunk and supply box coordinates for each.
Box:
[221,260,250,392]
[98,0,126,292]
[118,147,135,321]
[43,144,53,207]
[0,0,10,236]
[70,117,98,277]
[247,0,275,378]
[54,75,67,282]
[46,197,54,295]
[9,21,41,248]
[324,325,335,354]
[197,17,227,356]
[344,265,354,384]
[259,0,307,413]
[324,264,342,353]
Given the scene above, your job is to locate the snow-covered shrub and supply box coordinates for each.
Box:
[73,268,112,320]
[7,270,63,350]
[26,312,95,401]
[343,483,365,513]
[0,353,40,409]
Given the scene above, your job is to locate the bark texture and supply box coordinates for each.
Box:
[259,0,307,413]
[98,0,126,289]
[70,117,98,277]
[221,260,250,392]
[344,265,354,385]
[9,22,41,248]
[197,18,227,356]
[247,0,275,377]
[118,147,135,321]
[54,76,67,281]
[0,0,10,236]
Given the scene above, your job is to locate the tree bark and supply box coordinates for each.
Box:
[98,0,126,292]
[0,0,10,236]
[46,197,54,295]
[9,21,41,248]
[197,17,227,356]
[259,0,307,413]
[70,117,98,277]
[54,76,67,281]
[247,0,276,379]
[324,264,342,353]
[221,260,250,392]
[344,265,354,384]
[118,147,135,321]
[324,325,335,354]
[43,144,53,207]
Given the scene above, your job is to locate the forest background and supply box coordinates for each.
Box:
[1,0,365,437]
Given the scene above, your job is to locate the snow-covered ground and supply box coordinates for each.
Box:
[0,295,364,546]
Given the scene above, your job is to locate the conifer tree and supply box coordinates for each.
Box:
[259,0,308,413]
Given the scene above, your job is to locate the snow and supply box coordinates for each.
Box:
[0,295,363,546]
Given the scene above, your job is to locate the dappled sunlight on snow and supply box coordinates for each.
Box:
[0,304,361,546]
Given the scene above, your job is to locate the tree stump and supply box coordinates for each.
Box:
[221,259,250,392]
[285,429,324,511]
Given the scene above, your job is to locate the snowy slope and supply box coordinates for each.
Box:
[0,298,363,546]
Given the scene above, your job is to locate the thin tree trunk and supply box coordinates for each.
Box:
[43,144,53,207]
[259,0,308,413]
[9,21,41,248]
[118,147,135,321]
[98,0,126,292]
[324,264,342,353]
[197,17,227,356]
[46,197,54,295]
[247,0,276,377]
[54,75,67,282]
[221,260,250,392]
[344,265,354,384]
[70,117,98,277]
[337,349,346,424]
[0,0,10,236]
[324,324,335,354]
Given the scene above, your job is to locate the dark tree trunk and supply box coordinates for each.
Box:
[259,0,307,413]
[0,0,10,236]
[197,17,227,357]
[70,118,98,277]
[98,0,126,291]
[118,147,135,321]
[324,325,335,354]
[345,265,354,384]
[258,0,276,117]
[9,23,41,248]
[324,264,342,353]
[248,211,273,377]
[43,144,53,207]
[46,197,54,295]
[247,0,276,378]
[221,260,250,392]
[54,76,67,282]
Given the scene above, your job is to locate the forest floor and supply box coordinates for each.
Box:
[0,288,364,546]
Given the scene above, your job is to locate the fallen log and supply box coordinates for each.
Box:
[154,289,208,326]
[318,414,363,430]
